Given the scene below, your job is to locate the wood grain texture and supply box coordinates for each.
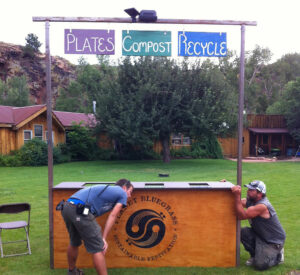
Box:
[53,188,237,268]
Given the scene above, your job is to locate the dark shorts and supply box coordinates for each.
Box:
[61,202,104,253]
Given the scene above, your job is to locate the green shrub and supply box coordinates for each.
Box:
[191,135,223,159]
[66,124,98,161]
[0,154,22,167]
[170,147,192,158]
[53,145,71,164]
[139,149,161,160]
[114,146,161,160]
[16,139,68,166]
[17,138,48,166]
[94,148,118,160]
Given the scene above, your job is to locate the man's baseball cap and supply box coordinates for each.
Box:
[244,180,266,194]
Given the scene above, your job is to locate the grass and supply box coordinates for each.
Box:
[0,159,299,274]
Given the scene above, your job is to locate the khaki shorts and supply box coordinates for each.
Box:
[61,202,104,253]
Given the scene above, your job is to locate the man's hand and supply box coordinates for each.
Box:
[102,203,123,255]
[102,238,108,255]
[231,185,241,196]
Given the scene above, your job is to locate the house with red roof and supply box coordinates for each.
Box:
[1,105,298,158]
[0,105,96,155]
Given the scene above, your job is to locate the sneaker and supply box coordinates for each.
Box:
[245,257,254,266]
[68,267,84,275]
[278,248,284,264]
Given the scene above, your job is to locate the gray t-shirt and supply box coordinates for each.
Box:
[246,196,286,245]
[71,185,127,217]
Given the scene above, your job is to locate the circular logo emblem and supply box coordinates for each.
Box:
[113,195,178,262]
[126,209,165,248]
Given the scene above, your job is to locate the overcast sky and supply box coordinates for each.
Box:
[1,0,300,64]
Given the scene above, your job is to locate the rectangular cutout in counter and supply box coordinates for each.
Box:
[144,183,165,188]
[189,183,211,188]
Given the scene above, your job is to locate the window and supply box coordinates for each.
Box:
[24,130,32,143]
[34,125,43,140]
[183,137,191,145]
[171,134,191,146]
[171,134,182,145]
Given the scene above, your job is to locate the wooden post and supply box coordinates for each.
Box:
[256,135,259,156]
[45,20,54,269]
[236,24,246,266]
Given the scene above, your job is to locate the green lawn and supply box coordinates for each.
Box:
[0,159,299,274]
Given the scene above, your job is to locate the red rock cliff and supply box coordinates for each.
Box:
[0,41,76,105]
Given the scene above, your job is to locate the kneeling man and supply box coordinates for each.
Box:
[231,180,285,270]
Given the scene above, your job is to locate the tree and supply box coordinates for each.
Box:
[0,76,31,106]
[23,33,42,58]
[55,58,103,113]
[265,53,300,115]
[57,55,237,162]
[55,81,89,112]
[94,57,157,160]
[0,79,7,105]
[243,46,273,113]
[94,57,236,162]
[279,78,300,142]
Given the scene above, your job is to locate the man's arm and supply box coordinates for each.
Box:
[102,203,123,253]
[241,198,247,208]
[231,186,267,220]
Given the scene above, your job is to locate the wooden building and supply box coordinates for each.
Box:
[0,105,96,155]
[218,114,299,158]
[1,106,297,159]
[0,105,64,155]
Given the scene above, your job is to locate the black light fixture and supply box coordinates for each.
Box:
[124,8,157,23]
[139,10,157,22]
[124,8,140,23]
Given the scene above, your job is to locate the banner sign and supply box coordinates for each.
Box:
[178,32,227,57]
[64,29,115,55]
[122,31,171,56]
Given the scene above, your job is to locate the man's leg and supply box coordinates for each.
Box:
[241,227,256,257]
[253,236,282,270]
[93,252,107,275]
[67,245,79,270]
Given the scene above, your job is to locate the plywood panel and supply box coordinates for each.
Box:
[53,188,236,269]
[247,114,286,128]
[218,129,249,158]
[0,128,16,154]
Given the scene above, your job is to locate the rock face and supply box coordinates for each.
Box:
[0,41,76,105]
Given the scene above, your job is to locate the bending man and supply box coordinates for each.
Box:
[61,179,134,275]
[231,180,285,270]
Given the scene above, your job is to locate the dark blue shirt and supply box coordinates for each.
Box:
[70,185,127,217]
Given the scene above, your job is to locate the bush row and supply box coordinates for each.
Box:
[170,135,223,159]
[0,126,223,166]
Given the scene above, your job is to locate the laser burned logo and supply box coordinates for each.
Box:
[113,195,178,262]
[126,209,165,248]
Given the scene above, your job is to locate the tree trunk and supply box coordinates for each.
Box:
[162,136,171,163]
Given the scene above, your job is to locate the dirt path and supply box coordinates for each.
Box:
[226,157,300,163]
